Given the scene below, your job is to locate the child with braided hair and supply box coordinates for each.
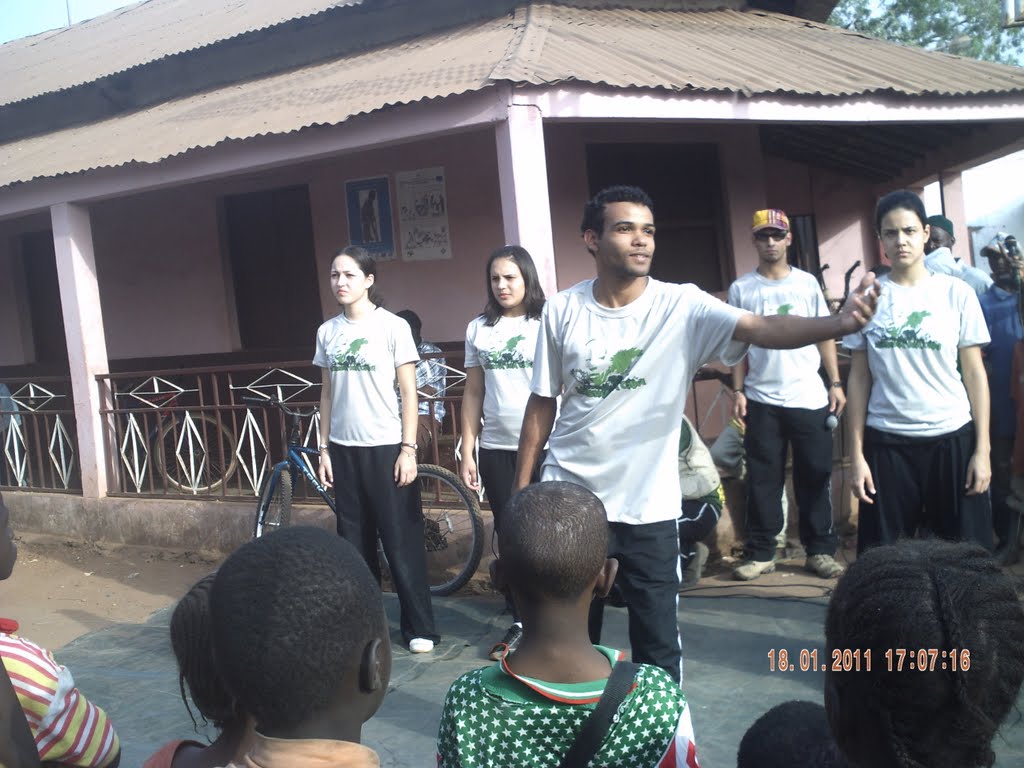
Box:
[142,574,253,768]
[824,539,1024,768]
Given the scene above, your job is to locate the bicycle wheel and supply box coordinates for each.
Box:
[254,470,292,538]
[157,412,239,494]
[417,464,483,596]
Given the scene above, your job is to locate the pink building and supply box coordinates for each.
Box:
[2,0,1023,549]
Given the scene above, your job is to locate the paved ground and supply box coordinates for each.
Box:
[58,568,1024,767]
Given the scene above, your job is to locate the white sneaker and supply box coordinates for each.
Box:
[408,638,434,654]
[733,559,776,581]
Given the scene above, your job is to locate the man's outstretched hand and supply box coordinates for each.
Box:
[837,273,881,335]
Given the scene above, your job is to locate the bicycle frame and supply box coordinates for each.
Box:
[270,445,335,512]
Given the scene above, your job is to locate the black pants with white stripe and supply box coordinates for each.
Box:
[588,519,683,684]
[330,442,439,645]
[678,497,721,564]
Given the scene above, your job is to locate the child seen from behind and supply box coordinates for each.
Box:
[209,526,391,767]
[437,481,699,768]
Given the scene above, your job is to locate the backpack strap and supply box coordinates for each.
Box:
[558,661,639,768]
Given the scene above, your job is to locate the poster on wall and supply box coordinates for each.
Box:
[396,166,451,261]
[345,176,395,261]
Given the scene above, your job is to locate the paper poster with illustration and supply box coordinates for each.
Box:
[345,176,395,261]
[397,167,451,261]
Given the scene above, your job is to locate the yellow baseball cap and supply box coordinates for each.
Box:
[752,209,790,233]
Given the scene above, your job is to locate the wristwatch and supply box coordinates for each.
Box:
[401,442,418,452]
[830,381,843,389]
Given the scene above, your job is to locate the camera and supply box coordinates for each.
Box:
[1006,235,1021,259]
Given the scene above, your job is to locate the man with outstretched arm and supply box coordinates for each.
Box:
[513,185,878,684]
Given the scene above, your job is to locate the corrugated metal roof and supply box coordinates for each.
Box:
[0,0,365,107]
[2,5,1023,190]
[494,5,1024,97]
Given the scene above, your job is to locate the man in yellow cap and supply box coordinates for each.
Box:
[729,209,846,581]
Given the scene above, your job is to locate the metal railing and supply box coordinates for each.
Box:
[95,355,467,500]
[0,376,81,493]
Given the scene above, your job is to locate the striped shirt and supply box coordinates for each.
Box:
[1,632,120,766]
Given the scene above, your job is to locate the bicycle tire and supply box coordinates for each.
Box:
[417,464,484,596]
[156,412,239,494]
[254,470,293,538]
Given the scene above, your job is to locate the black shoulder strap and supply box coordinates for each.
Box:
[558,661,639,768]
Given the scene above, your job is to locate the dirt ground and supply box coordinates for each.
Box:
[1,531,223,650]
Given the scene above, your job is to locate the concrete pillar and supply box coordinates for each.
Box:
[495,102,557,296]
[720,125,768,280]
[939,172,972,264]
[51,203,110,498]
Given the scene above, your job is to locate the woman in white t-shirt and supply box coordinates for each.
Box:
[314,246,438,653]
[461,245,546,659]
[844,190,992,554]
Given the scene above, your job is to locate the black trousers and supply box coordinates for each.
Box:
[329,442,439,644]
[588,519,683,684]
[678,497,721,563]
[744,400,837,561]
[991,436,1018,546]
[478,447,542,622]
[859,424,993,554]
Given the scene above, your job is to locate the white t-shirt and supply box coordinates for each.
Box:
[464,314,542,451]
[312,308,419,446]
[924,247,993,296]
[728,268,831,409]
[842,273,990,437]
[532,278,748,525]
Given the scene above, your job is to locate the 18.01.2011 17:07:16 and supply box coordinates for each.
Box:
[768,648,971,672]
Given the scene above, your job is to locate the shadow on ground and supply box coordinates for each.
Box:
[58,591,1024,768]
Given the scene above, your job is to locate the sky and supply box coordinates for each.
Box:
[0,0,136,45]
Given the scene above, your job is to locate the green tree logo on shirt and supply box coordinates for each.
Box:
[877,310,941,351]
[330,338,375,371]
[777,303,793,316]
[571,347,647,398]
[481,334,531,370]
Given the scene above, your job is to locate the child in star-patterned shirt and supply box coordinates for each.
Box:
[436,482,699,768]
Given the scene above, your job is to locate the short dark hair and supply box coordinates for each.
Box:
[170,572,245,732]
[333,245,383,307]
[210,527,387,734]
[395,309,423,345]
[825,539,1024,768]
[395,309,421,334]
[874,190,927,233]
[481,245,546,326]
[738,701,847,768]
[499,482,608,600]
[580,185,654,237]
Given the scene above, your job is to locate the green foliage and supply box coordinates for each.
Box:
[829,0,1024,64]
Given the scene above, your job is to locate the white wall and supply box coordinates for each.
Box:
[925,149,1024,270]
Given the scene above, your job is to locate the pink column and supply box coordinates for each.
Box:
[720,126,768,280]
[495,102,557,296]
[51,203,110,498]
[939,172,972,264]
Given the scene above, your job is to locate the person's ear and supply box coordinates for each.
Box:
[583,229,599,256]
[489,557,507,592]
[593,558,619,599]
[359,638,386,693]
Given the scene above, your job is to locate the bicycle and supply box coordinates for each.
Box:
[246,396,484,596]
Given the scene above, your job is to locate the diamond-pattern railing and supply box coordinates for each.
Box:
[96,353,468,499]
[0,377,80,493]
